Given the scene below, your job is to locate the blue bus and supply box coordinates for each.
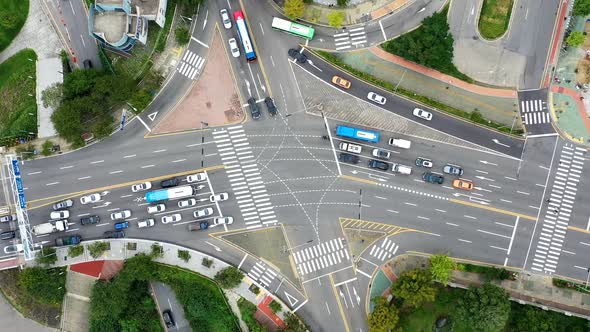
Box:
[146,186,194,203]
[234,10,256,61]
[335,125,380,143]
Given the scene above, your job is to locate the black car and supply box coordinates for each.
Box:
[0,231,16,240]
[83,59,93,69]
[163,309,175,328]
[80,215,100,226]
[368,159,390,171]
[288,48,307,63]
[160,178,179,188]
[247,97,261,120]
[422,172,444,184]
[264,97,277,116]
[187,221,209,231]
[339,153,359,164]
[104,230,125,239]
[52,199,73,211]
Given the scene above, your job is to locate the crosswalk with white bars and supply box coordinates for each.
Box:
[248,261,278,288]
[292,238,350,276]
[177,50,205,80]
[520,99,550,125]
[212,125,277,230]
[333,27,367,51]
[369,237,399,262]
[530,144,586,274]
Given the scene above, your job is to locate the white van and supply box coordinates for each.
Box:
[391,163,412,175]
[339,142,362,154]
[388,138,411,149]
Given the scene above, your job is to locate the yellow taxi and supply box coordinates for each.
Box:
[331,76,351,89]
[453,179,473,191]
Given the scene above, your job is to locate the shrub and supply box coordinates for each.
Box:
[41,140,54,156]
[36,247,57,266]
[87,241,109,258]
[150,243,163,258]
[269,299,282,314]
[178,250,191,262]
[238,298,267,332]
[68,245,84,258]
[18,267,66,306]
[214,266,244,289]
[175,26,190,45]
[202,257,213,268]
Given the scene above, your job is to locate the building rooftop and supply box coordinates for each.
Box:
[93,12,127,44]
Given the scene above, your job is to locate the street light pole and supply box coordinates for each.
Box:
[585,268,590,289]
[200,121,208,168]
[516,134,528,178]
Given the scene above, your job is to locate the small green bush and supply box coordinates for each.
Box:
[150,243,163,258]
[41,140,54,156]
[36,247,57,266]
[269,299,282,314]
[202,257,213,268]
[214,266,244,289]
[68,245,84,258]
[87,241,109,258]
[175,26,190,45]
[178,250,191,262]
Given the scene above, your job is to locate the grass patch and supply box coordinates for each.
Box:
[0,0,29,52]
[0,267,66,328]
[478,0,514,39]
[315,50,523,136]
[0,49,38,146]
[552,278,590,294]
[456,263,517,281]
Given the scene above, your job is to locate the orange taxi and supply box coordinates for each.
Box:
[331,76,351,89]
[452,179,473,191]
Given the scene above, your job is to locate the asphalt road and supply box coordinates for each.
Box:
[151,281,191,332]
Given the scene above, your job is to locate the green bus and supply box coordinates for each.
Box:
[271,17,315,40]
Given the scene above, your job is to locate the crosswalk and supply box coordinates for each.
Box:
[212,125,277,229]
[530,144,586,274]
[177,50,205,80]
[292,238,350,277]
[520,99,550,125]
[369,237,399,262]
[248,261,278,288]
[333,27,367,51]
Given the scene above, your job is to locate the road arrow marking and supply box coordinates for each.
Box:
[148,111,158,121]
[492,139,510,148]
[307,60,323,72]
[479,160,498,166]
[284,291,299,307]
[100,191,110,196]
[93,202,112,208]
[204,241,221,252]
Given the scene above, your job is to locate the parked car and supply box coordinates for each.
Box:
[422,172,444,184]
[114,221,129,230]
[288,48,307,63]
[443,164,464,176]
[160,178,179,188]
[372,148,391,159]
[0,214,16,223]
[131,182,152,192]
[453,179,474,191]
[210,193,229,202]
[367,92,386,105]
[178,198,197,208]
[161,214,182,224]
[80,215,100,226]
[50,210,70,220]
[4,243,23,254]
[194,208,214,218]
[83,59,92,69]
[412,108,433,120]
[138,219,155,228]
[264,97,277,116]
[213,217,234,225]
[220,9,232,29]
[80,193,101,204]
[247,97,261,120]
[55,235,82,246]
[163,309,176,328]
[338,153,359,164]
[104,230,125,239]
[187,173,207,183]
[188,221,210,231]
[110,210,131,221]
[368,159,390,171]
[147,204,166,214]
[415,157,433,168]
[331,76,351,89]
[228,38,240,58]
[0,231,16,240]
[52,199,73,210]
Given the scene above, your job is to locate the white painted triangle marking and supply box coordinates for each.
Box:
[284,291,298,306]
[148,111,158,121]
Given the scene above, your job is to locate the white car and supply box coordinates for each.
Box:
[210,193,229,202]
[80,193,101,204]
[193,207,214,218]
[213,216,234,225]
[187,173,207,183]
[178,198,197,208]
[228,38,240,58]
[137,219,155,228]
[4,243,23,254]
[131,182,152,192]
[412,108,433,121]
[50,210,70,220]
[220,9,232,29]
[162,214,182,224]
[147,204,166,214]
[110,210,131,221]
[367,92,386,105]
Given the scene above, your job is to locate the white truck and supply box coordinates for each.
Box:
[32,220,69,236]
[388,138,411,149]
[391,163,412,175]
[338,142,362,154]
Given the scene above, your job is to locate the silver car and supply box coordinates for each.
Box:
[367,92,386,105]
[80,193,101,204]
[162,214,182,224]
[229,38,240,58]
[137,219,155,228]
[220,9,232,29]
[178,198,197,208]
[193,208,214,218]
[110,210,131,221]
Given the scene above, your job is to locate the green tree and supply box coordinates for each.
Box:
[36,247,58,266]
[269,299,282,313]
[41,140,54,156]
[68,245,84,258]
[41,83,63,109]
[327,12,345,29]
[511,305,557,332]
[18,267,66,305]
[92,114,114,138]
[391,268,437,308]
[62,69,99,100]
[128,89,153,113]
[573,0,590,16]
[0,11,18,29]
[456,283,511,332]
[88,241,109,258]
[51,100,83,143]
[368,296,399,332]
[566,31,586,48]
[284,0,305,20]
[282,312,308,332]
[175,26,190,45]
[429,254,455,285]
[214,266,244,289]
[337,0,350,7]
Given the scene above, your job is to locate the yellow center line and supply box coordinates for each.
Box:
[568,225,590,234]
[25,165,225,210]
[450,198,536,221]
[329,274,351,332]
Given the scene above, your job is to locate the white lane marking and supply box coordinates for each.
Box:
[375,196,387,200]
[446,222,458,226]
[458,239,472,243]
[191,36,209,48]
[172,159,186,163]
[120,194,132,198]
[78,176,91,180]
[404,202,417,207]
[500,199,512,203]
[124,154,136,158]
[141,165,155,169]
[464,215,477,219]
[506,217,519,257]
[535,183,545,188]
[153,149,167,153]
[90,160,104,164]
[136,116,152,132]
[488,184,502,189]
[417,216,430,220]
[387,209,398,214]
[60,166,74,170]
[475,169,488,174]
[504,176,517,181]
[27,171,42,175]
[517,191,530,195]
[435,209,446,213]
[109,170,123,174]
[478,229,511,239]
[46,182,59,186]
[270,55,275,67]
